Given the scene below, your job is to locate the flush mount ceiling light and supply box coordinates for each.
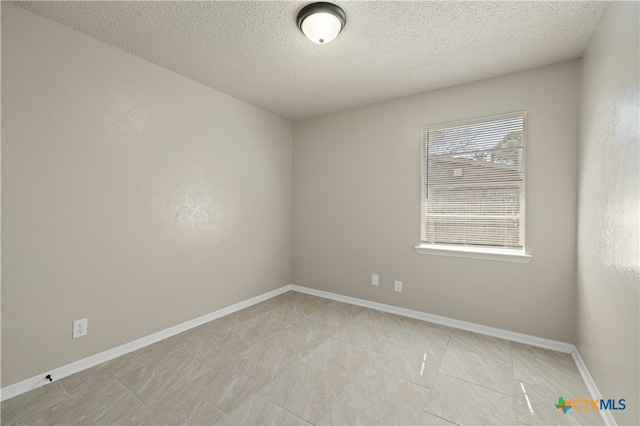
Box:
[297,2,346,45]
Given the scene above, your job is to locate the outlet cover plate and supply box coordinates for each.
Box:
[372,274,379,286]
[73,318,88,339]
[394,280,402,293]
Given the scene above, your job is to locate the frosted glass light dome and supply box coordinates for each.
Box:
[297,3,346,45]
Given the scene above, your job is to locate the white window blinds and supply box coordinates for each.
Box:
[421,112,526,249]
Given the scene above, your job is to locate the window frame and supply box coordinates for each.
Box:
[415,111,532,263]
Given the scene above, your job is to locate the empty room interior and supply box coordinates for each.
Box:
[1,1,638,425]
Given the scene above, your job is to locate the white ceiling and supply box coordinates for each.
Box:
[12,1,607,122]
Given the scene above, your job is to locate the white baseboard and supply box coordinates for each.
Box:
[0,285,292,402]
[571,350,617,426]
[291,285,573,352]
[290,285,615,425]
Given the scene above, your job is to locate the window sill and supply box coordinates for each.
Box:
[415,244,532,263]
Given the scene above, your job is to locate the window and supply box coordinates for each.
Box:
[416,111,531,262]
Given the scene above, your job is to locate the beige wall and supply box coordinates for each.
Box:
[293,61,580,342]
[1,4,292,387]
[576,2,640,425]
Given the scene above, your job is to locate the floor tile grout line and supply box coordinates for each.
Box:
[433,333,453,378]
[192,320,292,370]
[512,349,587,383]
[238,310,330,425]
[113,377,147,408]
[437,371,517,398]
[441,343,515,372]
[1,382,72,426]
[343,365,434,425]
[328,365,371,422]
[421,408,462,426]
[56,380,73,399]
[412,377,434,425]
[184,301,337,416]
[183,309,333,418]
[55,372,105,400]
[255,389,314,424]
[112,379,149,423]
[181,386,226,419]
[512,375,591,408]
[446,338,513,363]
[218,301,322,363]
[417,348,437,425]
[184,381,233,417]
[512,353,584,380]
[511,341,519,419]
[317,370,366,425]
[269,318,367,421]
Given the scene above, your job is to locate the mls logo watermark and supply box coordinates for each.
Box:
[554,396,626,414]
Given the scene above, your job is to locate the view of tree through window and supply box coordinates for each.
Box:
[421,112,526,249]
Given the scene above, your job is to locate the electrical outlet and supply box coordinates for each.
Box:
[73,318,88,339]
[394,280,403,293]
[371,274,379,286]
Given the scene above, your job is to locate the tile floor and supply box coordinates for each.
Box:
[1,291,603,425]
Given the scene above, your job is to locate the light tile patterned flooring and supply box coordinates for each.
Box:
[2,291,603,425]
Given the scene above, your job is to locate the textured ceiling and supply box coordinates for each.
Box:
[12,1,607,122]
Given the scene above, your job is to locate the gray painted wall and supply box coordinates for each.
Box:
[293,61,579,342]
[1,4,292,387]
[576,2,640,425]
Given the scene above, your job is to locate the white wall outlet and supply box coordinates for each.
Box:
[73,318,88,339]
[371,274,379,286]
[394,280,403,293]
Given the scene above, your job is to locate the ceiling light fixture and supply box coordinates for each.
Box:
[297,2,346,45]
